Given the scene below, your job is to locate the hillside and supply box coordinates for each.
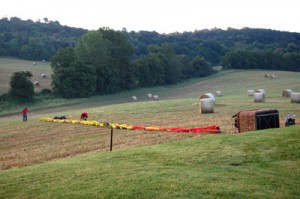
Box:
[0,125,299,198]
[0,57,52,95]
[1,17,300,68]
[0,68,299,170]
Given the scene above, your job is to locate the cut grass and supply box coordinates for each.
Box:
[0,57,52,95]
[0,69,300,170]
[0,126,299,198]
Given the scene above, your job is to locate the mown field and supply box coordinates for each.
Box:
[0,58,299,198]
[0,57,52,95]
[0,126,299,198]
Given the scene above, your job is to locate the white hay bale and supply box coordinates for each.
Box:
[247,90,254,96]
[200,98,214,114]
[34,81,40,86]
[264,74,270,78]
[41,74,47,78]
[282,89,293,97]
[32,62,36,65]
[270,74,276,79]
[254,92,265,102]
[147,93,153,99]
[291,92,300,103]
[256,89,265,94]
[215,90,222,97]
[153,95,159,100]
[132,96,137,101]
[199,93,215,103]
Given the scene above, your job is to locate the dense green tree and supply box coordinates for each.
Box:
[51,48,96,98]
[8,71,34,102]
[75,28,135,94]
[191,56,213,77]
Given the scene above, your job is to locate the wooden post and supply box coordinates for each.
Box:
[110,127,113,151]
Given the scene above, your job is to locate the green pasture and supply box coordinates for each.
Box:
[0,57,299,198]
[0,126,299,198]
[0,57,52,95]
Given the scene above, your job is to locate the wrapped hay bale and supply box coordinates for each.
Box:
[132,96,137,101]
[254,92,265,102]
[215,90,222,97]
[34,81,40,86]
[247,90,254,96]
[199,93,215,104]
[41,73,47,78]
[153,95,159,100]
[291,92,300,103]
[200,98,214,114]
[256,89,265,94]
[147,93,153,98]
[282,89,293,97]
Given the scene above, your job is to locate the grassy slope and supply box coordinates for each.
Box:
[0,57,300,198]
[0,57,52,95]
[0,126,299,198]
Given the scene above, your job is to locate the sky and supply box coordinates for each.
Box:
[1,0,300,34]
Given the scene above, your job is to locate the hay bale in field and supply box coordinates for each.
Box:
[270,74,276,79]
[34,81,40,86]
[33,62,37,65]
[291,92,300,103]
[282,89,293,97]
[41,73,47,78]
[200,98,214,114]
[132,96,137,101]
[215,90,222,97]
[256,89,265,94]
[153,95,159,100]
[254,92,265,102]
[199,93,215,103]
[147,93,153,99]
[264,74,270,78]
[247,90,254,96]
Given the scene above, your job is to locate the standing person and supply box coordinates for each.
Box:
[80,112,88,120]
[22,107,28,121]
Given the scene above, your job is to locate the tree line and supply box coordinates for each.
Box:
[1,17,300,101]
[50,28,214,98]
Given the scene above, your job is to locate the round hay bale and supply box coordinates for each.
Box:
[200,98,214,114]
[247,90,254,96]
[291,92,300,103]
[34,81,40,86]
[270,74,276,79]
[32,62,36,65]
[153,95,159,100]
[254,92,265,102]
[264,74,270,78]
[199,93,215,103]
[147,93,153,99]
[215,90,222,97]
[132,96,137,101]
[256,89,265,94]
[282,89,293,97]
[41,74,47,78]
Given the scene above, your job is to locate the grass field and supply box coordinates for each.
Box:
[0,57,300,198]
[0,57,52,95]
[0,126,299,198]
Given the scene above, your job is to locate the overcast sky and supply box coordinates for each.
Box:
[2,0,300,33]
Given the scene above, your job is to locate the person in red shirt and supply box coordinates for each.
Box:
[22,107,28,121]
[80,112,88,120]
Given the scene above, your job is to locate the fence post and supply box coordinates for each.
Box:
[110,127,113,151]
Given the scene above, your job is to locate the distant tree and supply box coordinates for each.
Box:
[8,71,34,102]
[51,48,96,98]
[191,56,213,77]
[75,28,135,94]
